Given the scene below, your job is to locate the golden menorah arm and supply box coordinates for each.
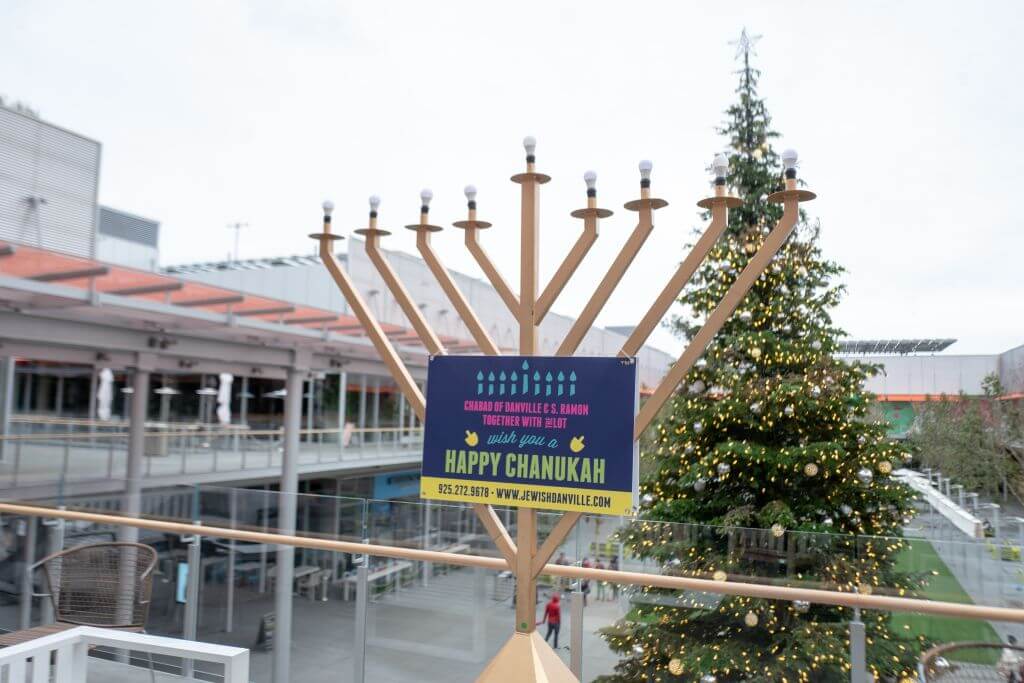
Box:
[415,231,500,356]
[534,215,599,325]
[362,233,446,356]
[472,503,517,566]
[318,242,426,419]
[556,207,655,356]
[619,199,736,357]
[464,229,519,315]
[633,197,802,438]
[530,511,581,578]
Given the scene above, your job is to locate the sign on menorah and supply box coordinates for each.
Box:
[421,355,638,515]
[310,137,813,681]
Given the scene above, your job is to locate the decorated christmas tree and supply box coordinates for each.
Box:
[600,31,921,682]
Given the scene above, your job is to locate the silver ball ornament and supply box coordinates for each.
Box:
[750,401,763,415]
[716,462,731,476]
[811,340,822,351]
[783,405,795,417]
[857,467,874,486]
[694,478,707,492]
[810,386,821,398]
[739,310,752,323]
[693,421,704,434]
[823,517,833,527]
[793,600,810,613]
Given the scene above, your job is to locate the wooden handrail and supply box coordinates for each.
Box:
[2,502,1023,625]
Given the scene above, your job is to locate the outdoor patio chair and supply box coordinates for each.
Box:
[0,541,157,653]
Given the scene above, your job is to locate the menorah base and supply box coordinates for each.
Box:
[476,631,577,683]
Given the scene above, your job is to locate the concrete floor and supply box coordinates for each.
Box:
[61,565,626,682]
[175,566,627,682]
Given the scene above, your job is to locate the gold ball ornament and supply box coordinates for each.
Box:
[804,462,819,477]
[771,523,785,538]
[744,611,758,627]
[712,570,728,582]
[668,658,684,676]
[877,460,893,475]
[750,347,762,360]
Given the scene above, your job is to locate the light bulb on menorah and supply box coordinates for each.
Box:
[310,137,814,681]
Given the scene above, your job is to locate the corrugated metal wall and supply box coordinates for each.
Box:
[0,106,101,258]
[98,206,159,247]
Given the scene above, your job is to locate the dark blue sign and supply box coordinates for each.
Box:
[420,355,638,515]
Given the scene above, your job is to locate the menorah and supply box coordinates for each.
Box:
[310,138,814,681]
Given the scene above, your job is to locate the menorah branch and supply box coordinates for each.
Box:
[556,203,659,357]
[531,511,582,578]
[620,192,739,357]
[360,231,446,356]
[534,210,602,325]
[414,229,500,355]
[633,184,812,438]
[463,228,519,314]
[312,233,426,419]
[472,503,518,566]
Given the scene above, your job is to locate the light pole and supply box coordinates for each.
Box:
[226,221,249,263]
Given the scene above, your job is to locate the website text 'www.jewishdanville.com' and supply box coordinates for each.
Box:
[494,487,613,509]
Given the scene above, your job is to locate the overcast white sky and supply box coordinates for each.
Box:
[3,1,1022,356]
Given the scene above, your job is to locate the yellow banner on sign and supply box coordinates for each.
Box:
[420,476,634,515]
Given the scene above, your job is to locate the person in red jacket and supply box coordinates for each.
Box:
[538,593,562,649]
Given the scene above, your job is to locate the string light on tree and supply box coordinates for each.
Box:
[602,29,920,682]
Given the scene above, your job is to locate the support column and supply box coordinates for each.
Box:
[371,377,380,447]
[19,518,37,629]
[305,378,315,442]
[39,516,65,625]
[849,608,867,682]
[358,374,366,432]
[397,393,405,444]
[353,563,368,683]
[225,487,238,633]
[0,357,14,461]
[119,367,150,543]
[570,587,584,678]
[273,366,304,683]
[338,370,347,453]
[54,375,64,418]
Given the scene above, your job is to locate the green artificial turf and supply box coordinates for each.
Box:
[890,539,1002,665]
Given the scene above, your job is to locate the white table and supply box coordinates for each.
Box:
[342,561,413,600]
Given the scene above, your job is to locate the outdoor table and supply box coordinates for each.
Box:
[267,564,320,594]
[342,560,413,601]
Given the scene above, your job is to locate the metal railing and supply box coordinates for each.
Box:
[2,501,1022,624]
[0,425,425,486]
[3,493,1024,682]
[0,625,249,683]
[918,642,1024,681]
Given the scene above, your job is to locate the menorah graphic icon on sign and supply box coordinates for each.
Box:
[309,137,814,681]
[476,362,578,397]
